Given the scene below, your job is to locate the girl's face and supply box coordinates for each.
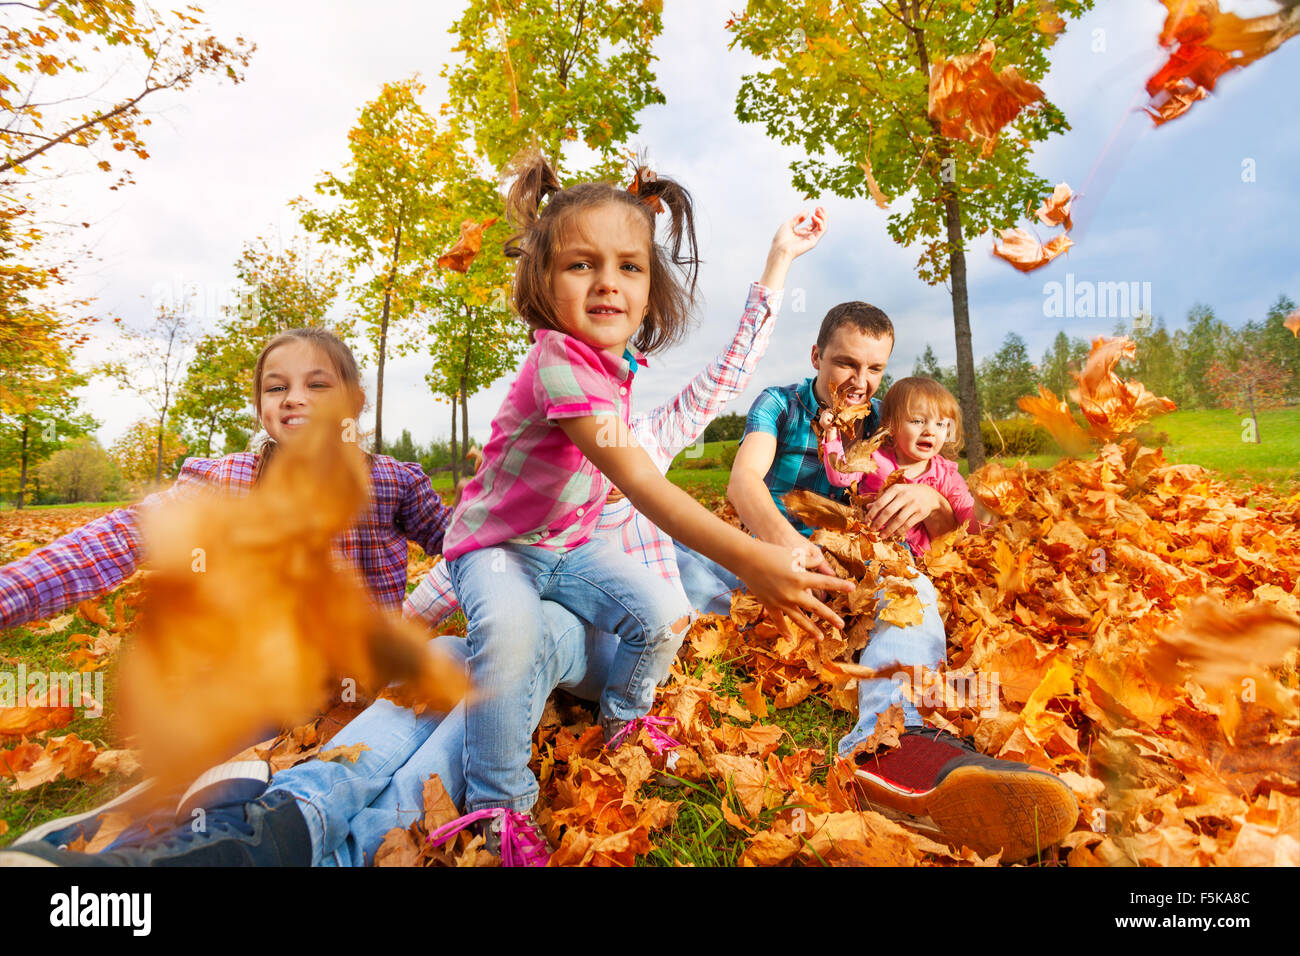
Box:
[893,404,952,464]
[548,203,652,357]
[258,340,343,444]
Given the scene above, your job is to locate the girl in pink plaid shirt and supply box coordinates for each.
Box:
[0,328,451,630]
[440,155,852,852]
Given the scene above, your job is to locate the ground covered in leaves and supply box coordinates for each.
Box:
[2,444,1297,865]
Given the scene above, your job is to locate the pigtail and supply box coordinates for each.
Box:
[502,149,561,261]
[628,170,700,355]
[633,174,700,303]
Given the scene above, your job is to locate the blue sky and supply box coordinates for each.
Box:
[61,0,1300,453]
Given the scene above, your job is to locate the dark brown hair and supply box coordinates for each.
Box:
[502,151,699,355]
[251,327,365,480]
[880,376,964,455]
[816,301,895,352]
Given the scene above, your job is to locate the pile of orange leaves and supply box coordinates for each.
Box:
[4,342,1296,864]
[374,337,1298,867]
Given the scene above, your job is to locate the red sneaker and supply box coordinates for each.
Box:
[851,727,1078,862]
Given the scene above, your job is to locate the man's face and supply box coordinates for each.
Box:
[811,326,893,408]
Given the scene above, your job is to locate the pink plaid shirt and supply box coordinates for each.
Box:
[405,281,783,626]
[0,452,451,628]
[443,329,643,561]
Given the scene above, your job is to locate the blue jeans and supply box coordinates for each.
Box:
[448,538,692,812]
[272,609,619,866]
[673,541,742,616]
[670,547,946,754]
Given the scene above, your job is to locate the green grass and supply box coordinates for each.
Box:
[660,409,1299,495]
[0,500,133,512]
[0,590,132,847]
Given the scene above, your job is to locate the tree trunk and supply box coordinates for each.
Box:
[17,422,28,510]
[944,192,986,471]
[376,288,391,455]
[154,415,165,485]
[375,221,404,455]
[460,314,473,462]
[907,8,985,472]
[449,393,460,485]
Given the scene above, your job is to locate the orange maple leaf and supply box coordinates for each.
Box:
[437,217,498,273]
[928,40,1044,158]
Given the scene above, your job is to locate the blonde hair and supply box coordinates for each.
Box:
[881,377,964,456]
[250,328,365,480]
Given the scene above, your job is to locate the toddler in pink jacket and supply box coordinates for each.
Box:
[820,376,982,557]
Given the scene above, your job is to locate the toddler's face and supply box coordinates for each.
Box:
[893,408,952,464]
[258,341,343,445]
[548,203,652,358]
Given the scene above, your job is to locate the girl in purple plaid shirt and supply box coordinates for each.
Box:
[0,328,452,630]
[437,154,853,853]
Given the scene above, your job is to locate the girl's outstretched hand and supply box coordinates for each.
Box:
[736,539,853,640]
[771,206,827,260]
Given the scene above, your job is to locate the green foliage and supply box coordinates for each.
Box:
[36,437,122,504]
[445,0,667,179]
[298,77,464,452]
[977,332,1036,419]
[173,237,347,456]
[975,417,1054,458]
[1037,330,1089,399]
[727,0,1094,284]
[701,413,746,444]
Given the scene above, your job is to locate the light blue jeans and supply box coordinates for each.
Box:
[272,607,617,867]
[448,538,692,813]
[676,543,946,751]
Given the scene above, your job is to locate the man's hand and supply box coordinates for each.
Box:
[863,482,942,539]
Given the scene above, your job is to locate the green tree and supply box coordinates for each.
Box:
[727,0,1094,469]
[110,418,187,491]
[299,78,457,454]
[37,436,119,504]
[1038,330,1089,399]
[173,236,346,455]
[701,413,747,444]
[1116,316,1187,408]
[1178,304,1234,409]
[912,343,958,395]
[1254,294,1300,403]
[0,340,97,508]
[97,305,193,484]
[445,0,667,179]
[978,331,1036,419]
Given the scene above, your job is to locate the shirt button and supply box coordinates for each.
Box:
[619,386,627,395]
[576,507,585,517]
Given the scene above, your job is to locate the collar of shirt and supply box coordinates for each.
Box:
[533,329,648,383]
[796,376,823,418]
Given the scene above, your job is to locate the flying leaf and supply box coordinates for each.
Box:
[991,228,1072,272]
[928,39,1044,157]
[437,217,498,273]
[118,391,467,796]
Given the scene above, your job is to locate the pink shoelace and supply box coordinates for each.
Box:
[426,808,551,867]
[606,715,681,754]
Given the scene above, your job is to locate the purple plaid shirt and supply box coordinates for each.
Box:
[404,281,783,626]
[0,452,451,628]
